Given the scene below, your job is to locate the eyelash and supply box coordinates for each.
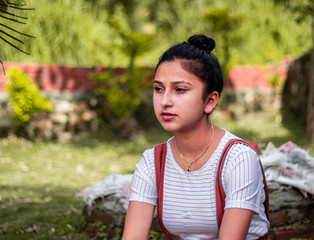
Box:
[175,87,188,93]
[154,86,163,92]
[154,86,189,93]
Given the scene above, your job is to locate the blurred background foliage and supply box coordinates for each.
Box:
[1,0,312,70]
[91,67,151,118]
[5,67,53,127]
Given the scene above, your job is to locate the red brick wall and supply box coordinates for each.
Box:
[224,58,290,90]
[0,60,290,93]
[0,63,128,93]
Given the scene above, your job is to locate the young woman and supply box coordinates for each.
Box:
[122,35,270,240]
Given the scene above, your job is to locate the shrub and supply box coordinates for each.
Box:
[91,68,151,118]
[5,68,53,127]
[268,70,285,95]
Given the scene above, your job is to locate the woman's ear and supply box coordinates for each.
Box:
[204,91,219,114]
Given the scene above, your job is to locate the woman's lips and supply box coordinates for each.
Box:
[161,112,176,121]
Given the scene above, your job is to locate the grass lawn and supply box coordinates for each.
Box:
[0,110,313,240]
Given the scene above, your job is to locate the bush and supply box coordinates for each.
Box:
[90,68,152,139]
[5,68,53,127]
[91,68,151,118]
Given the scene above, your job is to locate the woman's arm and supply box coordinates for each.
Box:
[219,208,253,240]
[122,201,155,240]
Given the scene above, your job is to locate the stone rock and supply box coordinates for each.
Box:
[50,113,68,124]
[81,110,94,122]
[110,112,138,139]
[68,112,80,127]
[268,187,314,239]
[80,179,314,240]
[74,101,89,112]
[269,188,313,212]
[54,101,74,113]
[27,119,53,139]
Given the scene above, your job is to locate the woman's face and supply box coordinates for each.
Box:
[153,60,210,133]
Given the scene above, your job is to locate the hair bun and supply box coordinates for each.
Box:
[187,35,215,53]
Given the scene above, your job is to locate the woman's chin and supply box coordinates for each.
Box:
[159,122,177,132]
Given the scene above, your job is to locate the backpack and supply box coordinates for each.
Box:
[154,139,270,240]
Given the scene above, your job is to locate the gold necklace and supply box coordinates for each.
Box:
[174,124,214,172]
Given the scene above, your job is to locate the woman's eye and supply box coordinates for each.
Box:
[154,86,163,92]
[175,87,188,93]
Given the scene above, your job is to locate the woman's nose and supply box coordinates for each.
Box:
[161,91,173,107]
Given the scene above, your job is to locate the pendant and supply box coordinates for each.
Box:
[187,163,191,172]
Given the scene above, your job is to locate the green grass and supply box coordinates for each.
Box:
[0,128,170,240]
[0,110,313,240]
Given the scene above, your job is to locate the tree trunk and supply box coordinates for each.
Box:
[307,3,314,146]
[308,51,314,146]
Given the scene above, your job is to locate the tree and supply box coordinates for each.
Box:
[204,7,244,76]
[310,4,314,145]
[1,0,312,68]
[275,0,314,145]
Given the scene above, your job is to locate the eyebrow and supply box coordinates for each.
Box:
[153,80,192,86]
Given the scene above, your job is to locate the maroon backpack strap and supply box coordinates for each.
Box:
[154,142,175,240]
[216,139,270,232]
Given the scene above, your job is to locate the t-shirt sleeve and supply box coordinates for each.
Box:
[129,149,157,205]
[222,144,265,214]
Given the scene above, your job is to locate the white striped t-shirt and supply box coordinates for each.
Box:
[129,130,270,239]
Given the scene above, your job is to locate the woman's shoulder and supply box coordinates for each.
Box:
[220,129,256,150]
[141,137,173,163]
[219,129,259,162]
[141,147,155,165]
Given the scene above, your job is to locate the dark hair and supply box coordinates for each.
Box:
[155,34,223,98]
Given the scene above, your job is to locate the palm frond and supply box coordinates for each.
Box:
[0,23,34,37]
[0,3,34,11]
[0,0,35,73]
[0,9,28,19]
[0,13,27,24]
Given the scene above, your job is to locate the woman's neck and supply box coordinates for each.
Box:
[171,122,225,172]
[173,121,213,157]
